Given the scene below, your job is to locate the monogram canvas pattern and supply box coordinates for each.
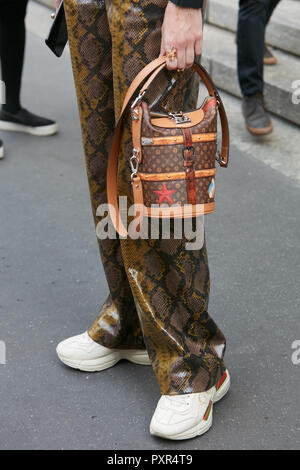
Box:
[143,179,188,205]
[140,104,217,173]
[141,141,217,172]
[139,101,217,208]
[64,0,226,395]
[142,176,213,206]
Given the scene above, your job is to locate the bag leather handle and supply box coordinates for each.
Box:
[107,57,230,237]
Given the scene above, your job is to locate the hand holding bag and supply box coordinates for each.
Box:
[107,56,230,236]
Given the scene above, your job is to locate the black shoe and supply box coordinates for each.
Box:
[264,45,277,66]
[0,108,58,136]
[242,93,273,136]
[0,139,4,159]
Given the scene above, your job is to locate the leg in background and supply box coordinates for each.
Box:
[0,0,28,113]
[237,0,281,96]
[237,0,274,135]
[265,0,281,24]
[263,0,281,65]
[237,0,266,96]
[0,0,58,136]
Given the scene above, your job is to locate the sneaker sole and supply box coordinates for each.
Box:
[246,122,273,136]
[150,370,230,441]
[150,411,213,441]
[0,120,59,136]
[56,348,151,372]
[263,57,277,66]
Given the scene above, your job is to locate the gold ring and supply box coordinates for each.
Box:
[166,47,177,62]
[177,68,185,72]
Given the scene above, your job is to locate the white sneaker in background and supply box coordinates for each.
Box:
[150,370,230,440]
[56,331,151,372]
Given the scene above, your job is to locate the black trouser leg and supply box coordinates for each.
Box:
[237,0,281,97]
[265,0,281,23]
[0,0,29,113]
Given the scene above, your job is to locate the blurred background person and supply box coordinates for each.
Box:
[0,0,58,159]
[237,0,281,136]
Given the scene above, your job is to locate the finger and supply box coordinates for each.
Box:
[176,46,185,71]
[165,45,178,70]
[166,55,178,70]
[160,37,166,57]
[186,43,195,68]
[195,36,203,57]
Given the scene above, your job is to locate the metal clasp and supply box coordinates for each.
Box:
[141,137,154,146]
[130,148,139,180]
[214,91,221,108]
[216,151,226,166]
[131,90,146,120]
[182,146,195,160]
[168,111,191,125]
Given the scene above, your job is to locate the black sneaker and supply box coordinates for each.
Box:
[0,108,58,136]
[264,45,277,65]
[242,93,273,136]
[0,139,4,159]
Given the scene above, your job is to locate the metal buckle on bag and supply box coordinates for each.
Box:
[216,151,226,166]
[141,137,154,145]
[130,149,139,180]
[182,146,195,160]
[214,90,221,108]
[131,91,146,120]
[168,111,191,124]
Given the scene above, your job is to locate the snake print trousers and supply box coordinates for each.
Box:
[64,0,226,395]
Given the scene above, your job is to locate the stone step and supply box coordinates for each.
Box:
[32,0,300,126]
[28,0,300,184]
[35,0,300,59]
[206,0,300,57]
[34,0,54,9]
[202,24,300,126]
[208,91,300,185]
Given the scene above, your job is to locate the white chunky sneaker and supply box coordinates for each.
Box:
[56,331,151,371]
[150,370,230,440]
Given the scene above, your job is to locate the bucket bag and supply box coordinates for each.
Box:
[107,57,229,236]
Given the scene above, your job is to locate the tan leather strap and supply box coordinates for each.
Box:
[107,57,229,237]
[120,57,166,116]
[192,63,229,166]
[182,128,197,205]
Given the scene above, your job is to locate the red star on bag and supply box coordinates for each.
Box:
[154,183,175,204]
